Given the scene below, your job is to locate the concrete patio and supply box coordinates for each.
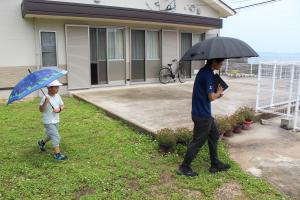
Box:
[71,77,257,134]
[226,117,300,199]
[70,77,300,199]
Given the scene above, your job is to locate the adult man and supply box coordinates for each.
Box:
[178,58,231,177]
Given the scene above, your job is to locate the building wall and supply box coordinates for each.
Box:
[0,0,36,89]
[47,0,220,18]
[0,0,35,68]
[206,29,220,39]
[175,0,219,18]
[0,0,222,99]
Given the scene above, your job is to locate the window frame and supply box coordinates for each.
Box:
[39,30,58,68]
[107,27,125,61]
[146,30,161,60]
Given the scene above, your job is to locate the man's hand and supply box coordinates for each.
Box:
[216,84,224,95]
[208,84,224,101]
[216,84,224,98]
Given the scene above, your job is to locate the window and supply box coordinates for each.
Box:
[107,28,124,59]
[90,28,97,63]
[201,33,206,41]
[131,30,145,60]
[181,33,192,56]
[97,28,107,60]
[146,31,160,59]
[192,32,205,45]
[89,28,108,85]
[41,32,57,67]
[90,28,107,62]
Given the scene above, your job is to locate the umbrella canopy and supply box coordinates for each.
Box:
[180,36,259,61]
[7,68,67,104]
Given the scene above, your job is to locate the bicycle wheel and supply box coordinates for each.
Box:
[178,67,186,83]
[159,67,172,84]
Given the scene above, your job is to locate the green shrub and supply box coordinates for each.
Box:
[215,116,232,133]
[175,127,192,145]
[227,70,240,75]
[176,144,187,157]
[231,109,245,126]
[156,128,176,152]
[240,106,255,121]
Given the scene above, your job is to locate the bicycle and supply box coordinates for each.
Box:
[159,59,187,84]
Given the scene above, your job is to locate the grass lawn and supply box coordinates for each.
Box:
[0,97,288,200]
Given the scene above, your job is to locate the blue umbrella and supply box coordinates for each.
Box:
[7,67,67,105]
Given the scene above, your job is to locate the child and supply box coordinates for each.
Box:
[38,80,67,160]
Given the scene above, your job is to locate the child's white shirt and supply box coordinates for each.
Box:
[39,94,64,124]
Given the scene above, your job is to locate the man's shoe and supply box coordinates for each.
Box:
[54,153,68,160]
[209,162,231,173]
[38,140,46,152]
[177,165,198,177]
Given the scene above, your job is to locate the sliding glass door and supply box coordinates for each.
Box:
[131,30,145,82]
[90,28,107,85]
[90,27,125,85]
[181,32,192,79]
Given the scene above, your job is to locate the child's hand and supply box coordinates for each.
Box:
[45,96,50,103]
[53,108,61,113]
[39,96,50,112]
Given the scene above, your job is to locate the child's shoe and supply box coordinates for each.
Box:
[54,153,68,160]
[38,140,46,152]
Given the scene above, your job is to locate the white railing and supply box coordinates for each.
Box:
[255,62,300,131]
[222,61,259,77]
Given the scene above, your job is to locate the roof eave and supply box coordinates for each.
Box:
[202,0,236,18]
[21,0,223,29]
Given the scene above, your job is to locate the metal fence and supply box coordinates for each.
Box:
[222,61,259,76]
[293,78,300,131]
[255,62,300,131]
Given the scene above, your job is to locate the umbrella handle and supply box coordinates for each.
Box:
[28,69,55,110]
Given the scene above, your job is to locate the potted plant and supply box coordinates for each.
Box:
[175,127,193,145]
[240,106,255,130]
[224,116,235,137]
[231,110,245,134]
[215,116,233,138]
[156,128,176,153]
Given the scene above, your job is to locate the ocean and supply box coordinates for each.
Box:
[248,52,300,64]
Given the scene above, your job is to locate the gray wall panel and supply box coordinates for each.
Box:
[162,30,178,66]
[108,60,125,83]
[146,60,161,79]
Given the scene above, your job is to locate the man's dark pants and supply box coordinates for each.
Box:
[182,116,219,167]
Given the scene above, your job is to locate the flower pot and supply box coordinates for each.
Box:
[224,130,234,137]
[219,131,225,139]
[159,145,173,153]
[243,120,253,130]
[233,126,242,134]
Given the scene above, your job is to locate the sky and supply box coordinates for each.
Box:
[220,0,300,54]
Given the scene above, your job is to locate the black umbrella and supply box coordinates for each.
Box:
[180,36,259,61]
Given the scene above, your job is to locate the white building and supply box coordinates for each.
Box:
[0,0,235,98]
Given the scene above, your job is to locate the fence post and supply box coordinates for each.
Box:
[255,63,262,112]
[293,77,300,131]
[250,63,253,75]
[279,64,282,80]
[287,65,295,117]
[226,59,229,74]
[270,64,277,106]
